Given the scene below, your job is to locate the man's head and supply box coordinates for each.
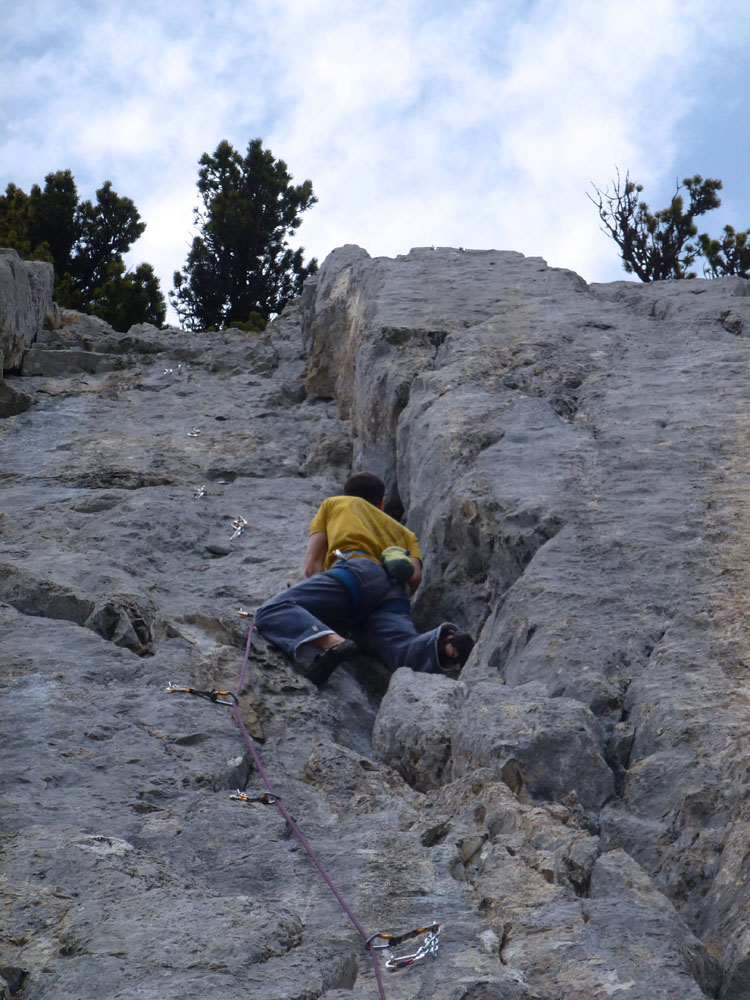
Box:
[344,472,385,508]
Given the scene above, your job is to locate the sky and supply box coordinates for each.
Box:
[2,0,749,324]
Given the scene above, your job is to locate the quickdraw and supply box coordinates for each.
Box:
[229,790,277,805]
[366,922,441,971]
[165,683,238,707]
[231,516,247,539]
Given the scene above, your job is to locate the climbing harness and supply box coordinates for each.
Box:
[165,683,238,707]
[326,564,362,614]
[327,551,372,614]
[366,922,441,971]
[168,620,441,998]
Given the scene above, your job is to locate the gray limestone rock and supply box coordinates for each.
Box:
[3,245,750,998]
[20,345,126,376]
[0,248,54,373]
[372,667,462,790]
[452,680,615,810]
[0,377,33,417]
[585,850,720,996]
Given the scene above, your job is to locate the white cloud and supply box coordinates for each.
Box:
[2,0,750,323]
[263,0,732,279]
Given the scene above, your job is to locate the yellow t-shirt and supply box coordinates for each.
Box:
[310,495,422,570]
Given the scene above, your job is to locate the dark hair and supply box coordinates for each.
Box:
[344,472,385,506]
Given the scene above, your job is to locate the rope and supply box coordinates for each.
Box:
[231,623,389,1000]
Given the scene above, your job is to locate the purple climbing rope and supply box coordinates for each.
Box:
[231,623,388,1000]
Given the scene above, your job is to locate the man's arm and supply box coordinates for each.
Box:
[408,557,422,595]
[304,531,328,577]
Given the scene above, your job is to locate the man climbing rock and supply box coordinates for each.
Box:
[255,472,474,686]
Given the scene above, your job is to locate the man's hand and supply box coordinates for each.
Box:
[304,531,328,577]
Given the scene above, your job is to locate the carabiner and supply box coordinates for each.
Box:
[230,790,277,805]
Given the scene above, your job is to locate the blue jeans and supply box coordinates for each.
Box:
[255,557,455,674]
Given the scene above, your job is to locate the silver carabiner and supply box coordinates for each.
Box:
[384,924,441,971]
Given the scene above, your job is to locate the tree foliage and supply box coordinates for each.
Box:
[171,138,318,330]
[0,170,166,328]
[699,225,750,279]
[589,170,724,281]
[89,260,166,332]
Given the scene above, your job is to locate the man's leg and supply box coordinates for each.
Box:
[254,574,352,664]
[362,598,458,674]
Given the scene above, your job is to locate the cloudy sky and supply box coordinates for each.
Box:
[2,1,749,322]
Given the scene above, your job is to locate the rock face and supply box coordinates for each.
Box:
[3,245,750,998]
[0,248,57,417]
[0,248,55,372]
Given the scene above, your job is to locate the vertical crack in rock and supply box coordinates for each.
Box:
[5,249,750,997]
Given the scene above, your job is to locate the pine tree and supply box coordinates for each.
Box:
[589,171,723,281]
[699,225,750,279]
[171,139,317,330]
[0,171,165,328]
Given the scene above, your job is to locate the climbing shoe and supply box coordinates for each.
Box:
[306,639,359,687]
[438,630,474,675]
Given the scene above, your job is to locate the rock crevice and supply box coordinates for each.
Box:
[3,246,750,998]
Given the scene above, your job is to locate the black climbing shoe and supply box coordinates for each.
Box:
[438,630,474,675]
[306,639,359,687]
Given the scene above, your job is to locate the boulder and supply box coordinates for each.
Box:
[0,377,33,417]
[452,680,615,810]
[0,248,54,373]
[372,667,462,790]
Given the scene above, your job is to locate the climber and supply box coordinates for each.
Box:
[254,472,474,686]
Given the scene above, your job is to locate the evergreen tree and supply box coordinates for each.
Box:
[171,138,317,330]
[0,171,165,329]
[71,181,147,303]
[699,225,750,279]
[590,170,723,281]
[90,260,166,330]
[30,170,79,272]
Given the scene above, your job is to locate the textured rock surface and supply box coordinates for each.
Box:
[372,668,461,791]
[3,245,750,998]
[452,680,615,810]
[0,248,55,372]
